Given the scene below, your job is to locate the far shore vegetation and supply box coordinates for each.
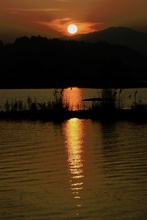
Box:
[0,36,147,121]
[0,36,147,89]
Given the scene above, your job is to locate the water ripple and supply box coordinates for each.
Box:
[0,120,147,220]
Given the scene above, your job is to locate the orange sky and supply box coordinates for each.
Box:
[0,0,147,42]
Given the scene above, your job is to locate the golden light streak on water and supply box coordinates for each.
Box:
[63,118,85,214]
[0,119,147,219]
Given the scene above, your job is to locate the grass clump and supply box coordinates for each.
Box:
[131,90,147,110]
[2,89,69,113]
[90,88,124,111]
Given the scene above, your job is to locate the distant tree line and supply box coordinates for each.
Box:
[0,36,147,88]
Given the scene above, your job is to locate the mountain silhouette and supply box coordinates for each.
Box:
[67,27,147,54]
[0,35,147,88]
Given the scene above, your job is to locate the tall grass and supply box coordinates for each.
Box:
[101,88,117,109]
[2,89,69,113]
[1,88,146,114]
[90,88,146,111]
[90,88,123,111]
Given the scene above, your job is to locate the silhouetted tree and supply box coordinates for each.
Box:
[0,36,147,88]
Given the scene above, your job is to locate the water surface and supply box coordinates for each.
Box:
[0,87,147,110]
[0,119,147,219]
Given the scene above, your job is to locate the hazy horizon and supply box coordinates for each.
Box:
[0,0,147,43]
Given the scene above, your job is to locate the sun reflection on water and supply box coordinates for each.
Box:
[63,118,85,212]
[63,87,83,110]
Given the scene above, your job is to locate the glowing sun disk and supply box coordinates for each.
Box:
[67,24,78,34]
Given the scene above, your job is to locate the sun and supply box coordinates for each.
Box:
[67,24,78,34]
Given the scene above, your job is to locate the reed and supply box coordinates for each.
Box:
[90,88,122,111]
[89,88,147,111]
[0,89,146,121]
[2,90,69,113]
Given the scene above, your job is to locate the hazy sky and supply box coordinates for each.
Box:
[0,0,147,42]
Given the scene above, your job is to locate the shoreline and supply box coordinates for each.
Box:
[0,80,147,89]
[0,108,147,122]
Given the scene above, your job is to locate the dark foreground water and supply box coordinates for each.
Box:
[0,119,147,220]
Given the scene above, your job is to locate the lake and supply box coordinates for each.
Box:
[0,87,147,111]
[0,88,147,220]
